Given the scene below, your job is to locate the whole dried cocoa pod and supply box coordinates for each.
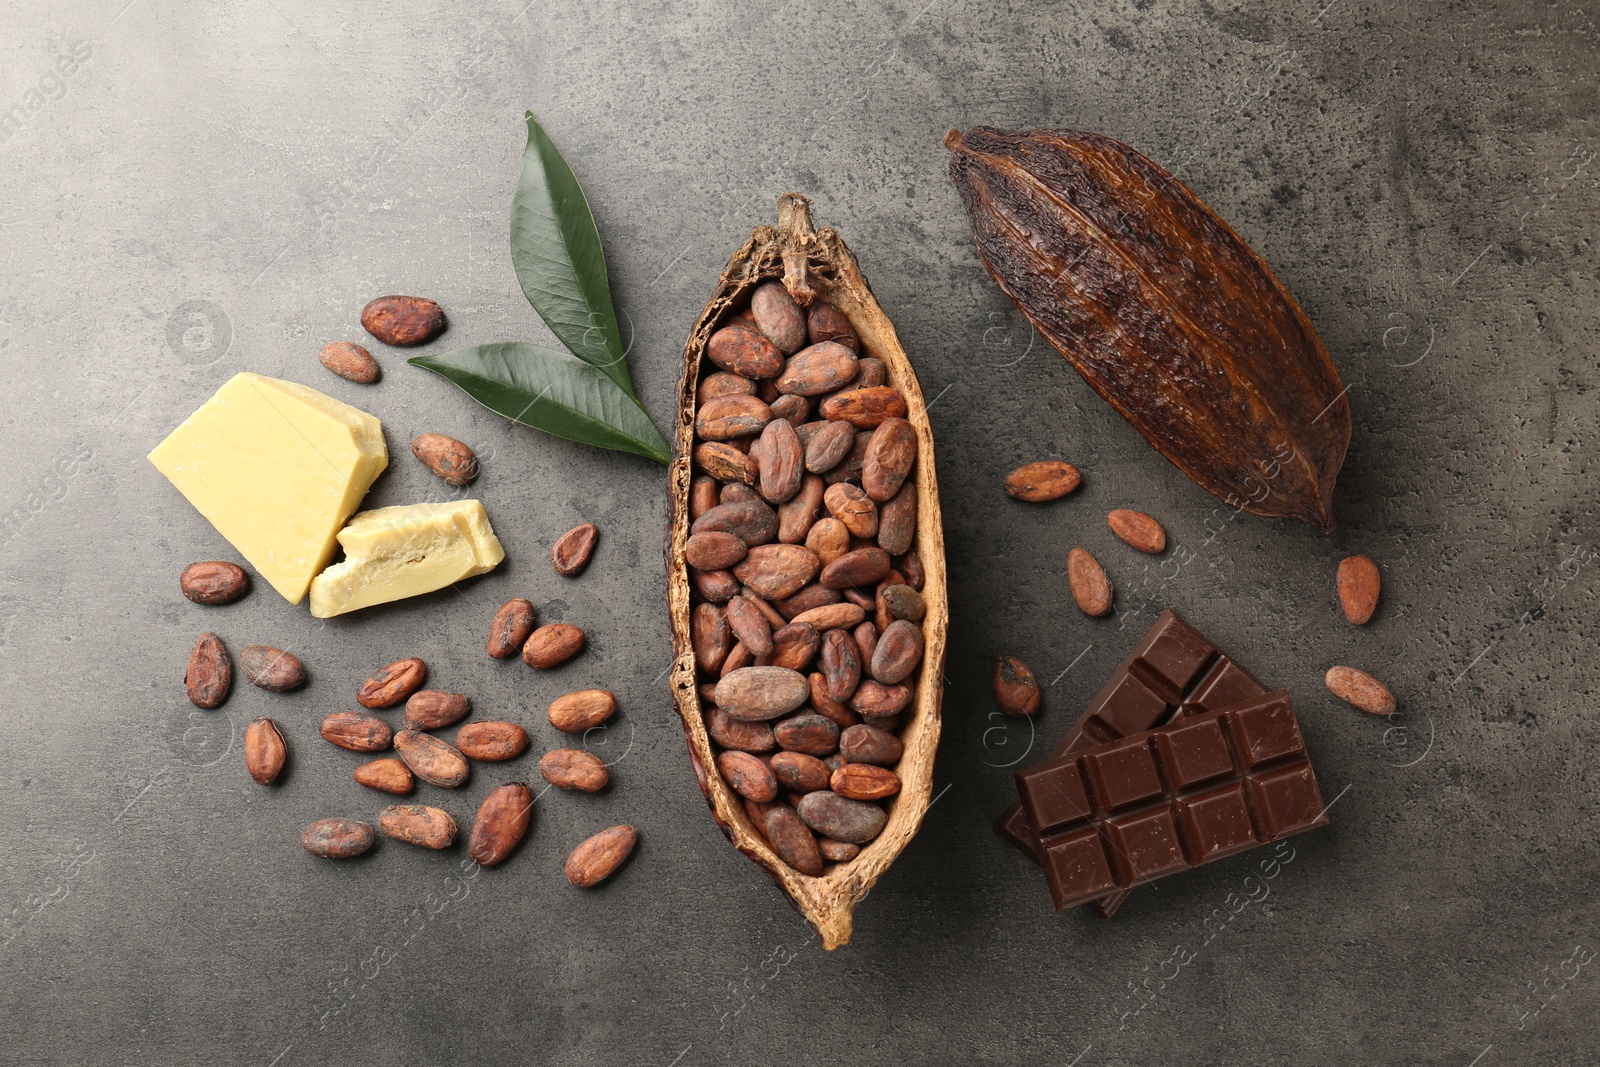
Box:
[244,718,286,785]
[321,712,393,752]
[357,657,427,709]
[1067,547,1113,617]
[361,295,445,346]
[947,127,1350,530]
[522,623,586,669]
[1337,555,1381,624]
[186,632,232,709]
[238,645,306,691]
[404,689,471,731]
[547,690,617,733]
[469,783,534,867]
[540,749,610,792]
[455,721,530,762]
[353,757,414,795]
[411,433,479,486]
[1004,461,1081,502]
[379,804,458,849]
[488,599,537,659]
[992,655,1041,717]
[180,561,250,605]
[552,522,600,576]
[392,729,470,788]
[319,340,381,384]
[1325,666,1396,715]
[302,818,375,859]
[565,825,638,887]
[1108,509,1167,554]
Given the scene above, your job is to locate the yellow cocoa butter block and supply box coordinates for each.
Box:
[309,500,505,618]
[148,373,388,604]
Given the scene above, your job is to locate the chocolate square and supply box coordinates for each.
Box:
[1153,717,1234,789]
[1103,805,1187,882]
[1041,827,1118,910]
[1175,782,1257,861]
[1226,691,1304,767]
[1081,738,1163,811]
[1014,760,1094,837]
[1248,763,1327,838]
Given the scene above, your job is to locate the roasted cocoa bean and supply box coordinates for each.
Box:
[552,522,600,576]
[180,561,251,605]
[321,712,393,753]
[862,417,916,502]
[540,749,609,791]
[244,717,286,785]
[732,543,821,599]
[777,474,825,544]
[757,418,804,504]
[818,838,860,862]
[692,603,733,673]
[791,602,866,631]
[806,301,859,353]
[824,482,878,539]
[897,551,925,590]
[877,483,917,557]
[763,805,824,875]
[777,341,860,396]
[751,623,816,674]
[302,818,374,859]
[796,791,887,845]
[855,358,887,387]
[725,595,775,657]
[353,757,414,795]
[822,431,871,486]
[455,721,530,762]
[1325,665,1396,715]
[404,689,471,731]
[803,418,856,475]
[849,680,910,718]
[411,433,479,486]
[870,619,924,684]
[690,476,720,519]
[685,531,749,571]
[696,393,772,440]
[361,295,445,346]
[691,568,740,602]
[769,393,811,428]
[854,621,879,666]
[186,632,232,709]
[707,706,778,752]
[820,386,907,428]
[715,666,809,721]
[751,281,808,354]
[565,825,638,887]
[488,600,536,659]
[707,324,784,378]
[319,340,380,384]
[698,371,757,406]
[1108,508,1167,554]
[239,645,306,691]
[379,804,458,849]
[774,712,840,757]
[821,547,891,589]
[838,723,902,765]
[393,730,470,788]
[1337,555,1381,625]
[522,623,586,669]
[694,442,759,484]
[692,499,779,546]
[878,583,925,622]
[547,690,618,733]
[770,751,831,794]
[821,628,863,702]
[720,641,754,678]
[993,655,1042,717]
[805,517,851,565]
[1005,460,1081,501]
[774,582,841,620]
[718,750,778,802]
[357,657,427,708]
[831,763,901,801]
[469,783,534,867]
[1068,547,1114,616]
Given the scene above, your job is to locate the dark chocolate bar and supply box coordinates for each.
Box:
[1014,689,1329,911]
[995,610,1265,916]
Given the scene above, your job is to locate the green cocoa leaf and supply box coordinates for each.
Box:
[510,111,636,398]
[409,343,670,464]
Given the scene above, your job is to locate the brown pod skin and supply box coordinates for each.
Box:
[725,596,775,657]
[540,749,610,792]
[689,476,720,520]
[692,499,779,546]
[685,531,749,570]
[946,127,1350,531]
[824,482,878,539]
[821,547,892,590]
[455,721,530,762]
[992,655,1042,716]
[777,474,825,544]
[807,301,860,353]
[180,561,250,605]
[1005,461,1082,502]
[804,419,857,474]
[777,342,860,396]
[820,387,908,429]
[357,657,427,709]
[361,295,446,346]
[469,783,535,867]
[831,763,901,801]
[379,805,458,849]
[392,730,470,788]
[707,707,778,753]
[404,690,471,731]
[821,629,862,702]
[238,645,306,691]
[861,417,917,502]
[876,484,917,558]
[751,281,808,354]
[320,712,393,753]
[694,441,759,484]
[565,825,639,887]
[717,750,779,802]
[186,632,232,709]
[698,371,756,407]
[707,324,784,378]
[692,603,733,673]
[552,522,600,576]
[870,619,924,685]
[302,818,375,859]
[522,623,586,669]
[764,806,824,876]
[411,433,479,486]
[696,393,773,440]
[839,723,902,765]
[319,341,381,384]
[770,751,831,794]
[1108,509,1167,554]
[487,600,536,659]
[548,690,618,733]
[1067,547,1113,617]
[244,718,286,785]
[1337,555,1382,624]
[818,838,860,863]
[1325,666,1397,715]
[353,758,414,795]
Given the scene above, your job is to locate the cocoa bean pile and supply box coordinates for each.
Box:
[686,283,927,874]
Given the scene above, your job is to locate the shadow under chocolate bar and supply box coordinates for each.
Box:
[994,609,1265,917]
[1014,689,1329,911]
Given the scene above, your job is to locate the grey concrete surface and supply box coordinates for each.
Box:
[1,0,1596,1063]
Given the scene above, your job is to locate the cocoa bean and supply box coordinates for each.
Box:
[719,641,754,678]
[732,543,820,599]
[691,568,740,602]
[803,418,856,474]
[790,602,866,631]
[186,632,232,709]
[404,689,471,731]
[821,547,891,589]
[741,589,788,629]
[540,749,610,792]
[821,629,863,702]
[318,341,380,384]
[707,324,784,378]
[862,417,916,502]
[357,657,427,708]
[691,499,779,546]
[897,551,925,590]
[320,712,393,753]
[1108,509,1167,554]
[698,371,756,407]
[777,341,859,396]
[831,763,901,801]
[820,386,907,428]
[694,442,759,484]
[777,474,825,544]
[876,483,917,557]
[751,281,808,354]
[361,295,445,346]
[770,751,831,794]
[725,595,774,657]
[849,680,910,718]
[487,600,536,659]
[796,791,887,845]
[1068,547,1114,616]
[1337,555,1381,625]
[769,393,811,428]
[993,655,1042,717]
[839,723,902,765]
[1325,666,1396,715]
[302,818,375,859]
[379,804,458,849]
[1005,460,1081,502]
[818,838,860,862]
[353,758,414,795]
[756,622,820,672]
[685,530,749,570]
[878,584,925,622]
[774,582,841,620]
[692,603,732,673]
[690,476,720,519]
[757,418,804,504]
[824,482,878,539]
[565,825,638,887]
[805,517,851,565]
[239,645,306,691]
[809,672,859,729]
[714,666,809,721]
[707,707,777,752]
[822,430,871,486]
[806,301,860,353]
[695,394,772,440]
[717,750,778,802]
[393,730,470,788]
[469,783,534,867]
[763,805,823,876]
[870,619,924,685]
[547,690,618,733]
[855,358,887,388]
[244,717,286,785]
[522,623,586,669]
[411,433,479,486]
[774,712,840,756]
[854,621,879,666]
[552,522,600,576]
[180,561,250,605]
[455,721,530,761]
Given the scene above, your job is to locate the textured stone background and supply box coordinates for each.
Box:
[1,1,1595,1063]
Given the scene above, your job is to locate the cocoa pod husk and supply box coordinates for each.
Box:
[186,632,232,709]
[357,657,427,709]
[946,127,1349,530]
[361,295,445,346]
[244,717,286,785]
[469,783,534,867]
[180,561,251,605]
[552,522,600,576]
[565,825,638,887]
